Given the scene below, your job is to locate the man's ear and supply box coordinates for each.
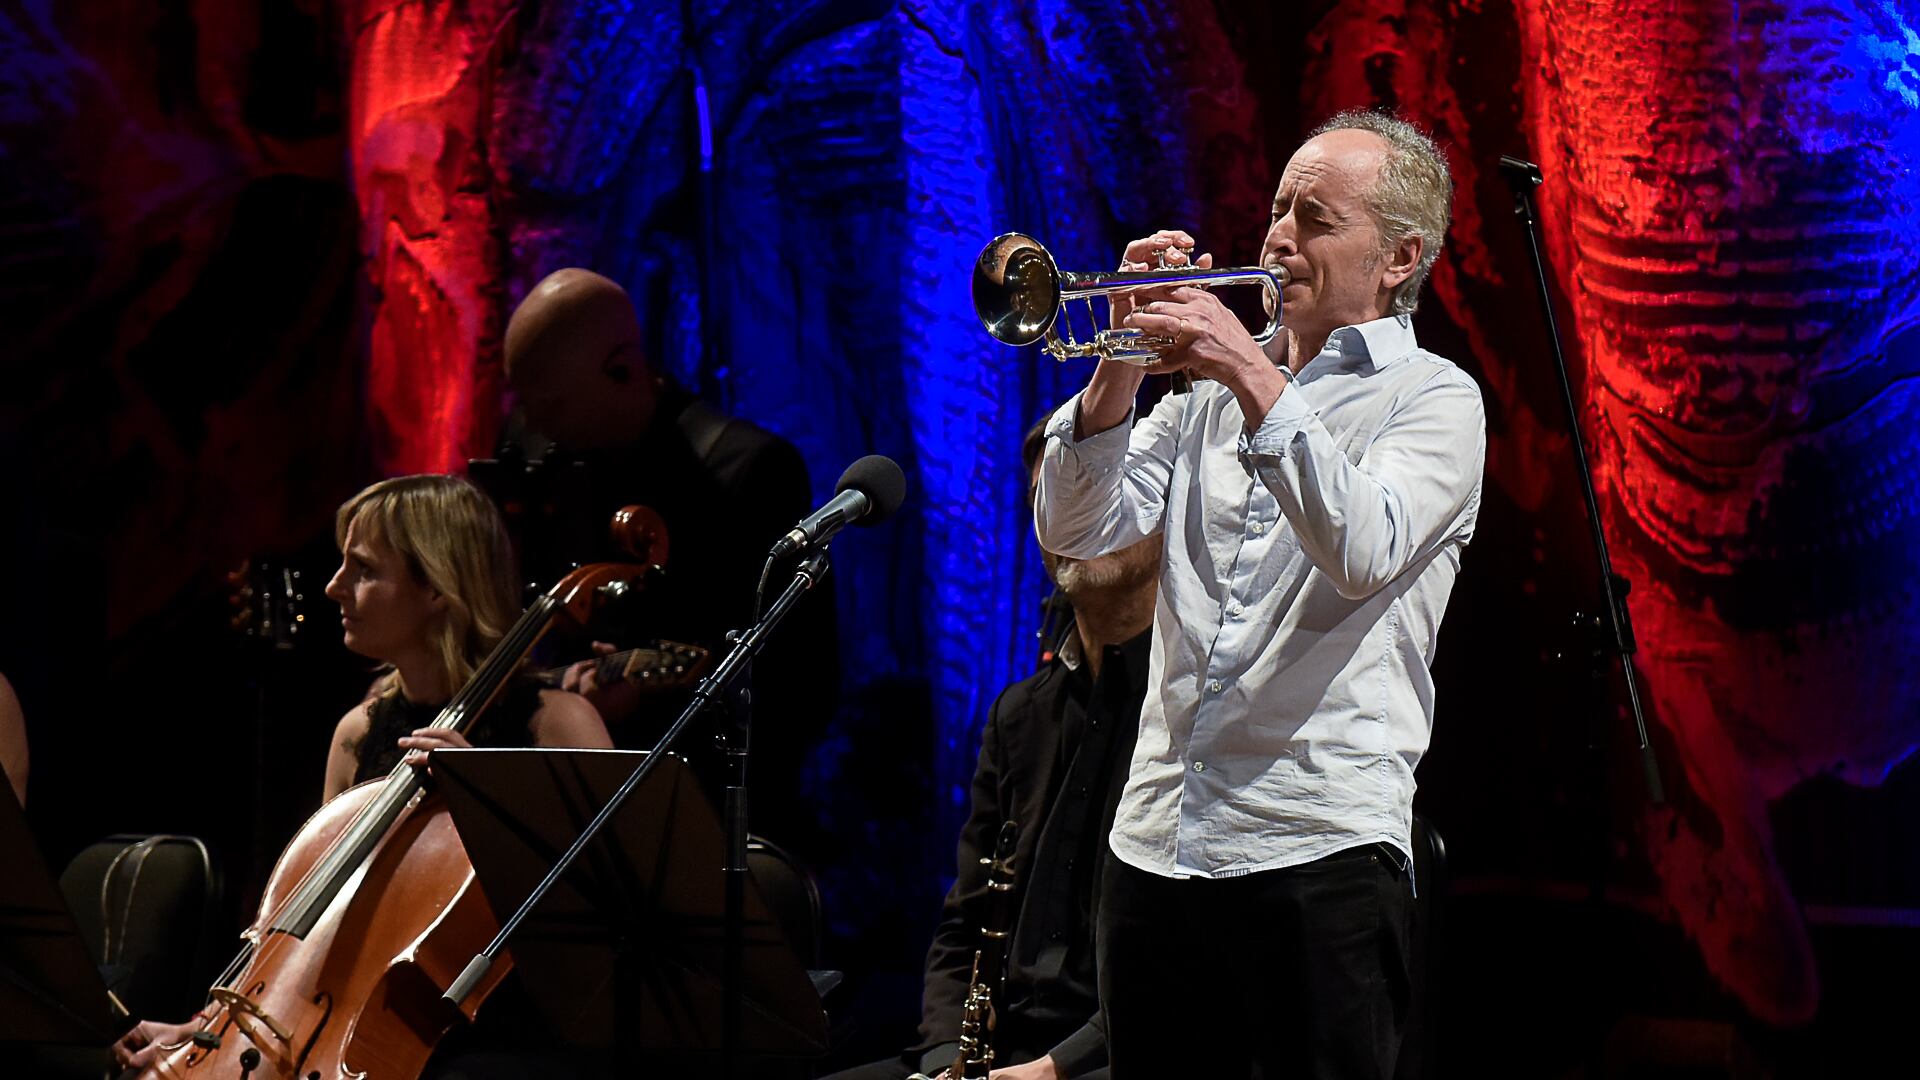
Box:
[603,341,648,386]
[1381,234,1423,291]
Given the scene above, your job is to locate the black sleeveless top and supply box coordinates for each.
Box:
[351,676,545,786]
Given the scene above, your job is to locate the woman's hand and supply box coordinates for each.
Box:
[112,1017,199,1070]
[397,726,473,771]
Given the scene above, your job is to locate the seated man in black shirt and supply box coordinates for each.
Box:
[827,419,1161,1080]
[491,268,836,850]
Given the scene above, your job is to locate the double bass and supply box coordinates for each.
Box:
[137,509,668,1079]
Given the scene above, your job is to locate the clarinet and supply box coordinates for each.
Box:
[912,820,1021,1080]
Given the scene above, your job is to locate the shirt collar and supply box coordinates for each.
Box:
[1304,313,1419,374]
[1058,631,1086,673]
[1055,627,1154,695]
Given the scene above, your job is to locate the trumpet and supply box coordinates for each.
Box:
[972,232,1287,364]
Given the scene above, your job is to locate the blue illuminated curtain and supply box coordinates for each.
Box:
[526,0,1264,827]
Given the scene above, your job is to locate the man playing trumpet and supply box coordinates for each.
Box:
[1034,111,1485,1079]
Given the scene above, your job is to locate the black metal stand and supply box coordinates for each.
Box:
[1498,155,1665,805]
[432,748,826,1055]
[721,660,754,1080]
[443,544,833,1046]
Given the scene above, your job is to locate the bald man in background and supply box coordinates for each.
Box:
[490,268,838,857]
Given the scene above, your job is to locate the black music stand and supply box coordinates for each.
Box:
[0,789,128,1048]
[432,748,827,1058]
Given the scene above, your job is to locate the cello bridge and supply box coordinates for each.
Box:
[208,987,294,1043]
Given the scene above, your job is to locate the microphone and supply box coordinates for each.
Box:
[770,455,907,559]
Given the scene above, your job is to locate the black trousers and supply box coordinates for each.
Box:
[1097,844,1413,1080]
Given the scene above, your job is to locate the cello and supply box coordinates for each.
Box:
[136,508,669,1080]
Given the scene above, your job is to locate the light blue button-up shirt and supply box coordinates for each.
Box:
[1035,314,1485,878]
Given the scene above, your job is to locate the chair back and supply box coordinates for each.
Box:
[58,834,220,1022]
[747,835,823,969]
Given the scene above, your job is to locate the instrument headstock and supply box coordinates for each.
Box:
[609,639,710,689]
[545,562,653,627]
[225,559,308,650]
[543,505,672,625]
[531,639,711,695]
[610,504,669,568]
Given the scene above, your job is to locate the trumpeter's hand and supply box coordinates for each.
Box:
[1110,229,1210,328]
[1123,286,1269,381]
[1123,285,1294,425]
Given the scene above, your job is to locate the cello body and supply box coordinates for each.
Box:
[139,781,508,1080]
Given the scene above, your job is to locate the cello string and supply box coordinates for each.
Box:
[270,600,548,924]
[228,768,422,988]
[229,597,557,986]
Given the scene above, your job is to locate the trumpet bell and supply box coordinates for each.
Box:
[971,232,1286,364]
[972,232,1060,347]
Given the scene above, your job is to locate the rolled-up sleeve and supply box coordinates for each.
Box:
[1239,368,1485,600]
[1034,392,1182,559]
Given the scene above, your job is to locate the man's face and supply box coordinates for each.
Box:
[512,333,653,452]
[1260,129,1397,345]
[504,275,659,451]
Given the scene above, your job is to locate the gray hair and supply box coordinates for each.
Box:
[1310,111,1453,315]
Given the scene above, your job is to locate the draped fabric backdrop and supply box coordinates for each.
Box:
[5,0,1919,1049]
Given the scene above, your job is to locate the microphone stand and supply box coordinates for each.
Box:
[719,569,768,1080]
[443,545,834,1073]
[1498,155,1664,807]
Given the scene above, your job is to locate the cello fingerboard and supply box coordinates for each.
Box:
[271,596,559,936]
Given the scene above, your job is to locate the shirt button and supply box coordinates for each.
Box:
[1251,521,1267,535]
[1228,602,1243,617]
[1207,678,1223,693]
[1192,760,1207,773]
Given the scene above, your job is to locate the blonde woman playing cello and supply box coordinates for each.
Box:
[114,475,613,1079]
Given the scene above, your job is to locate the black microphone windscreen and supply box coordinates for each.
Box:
[835,454,907,525]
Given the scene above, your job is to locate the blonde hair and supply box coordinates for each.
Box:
[335,474,518,698]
